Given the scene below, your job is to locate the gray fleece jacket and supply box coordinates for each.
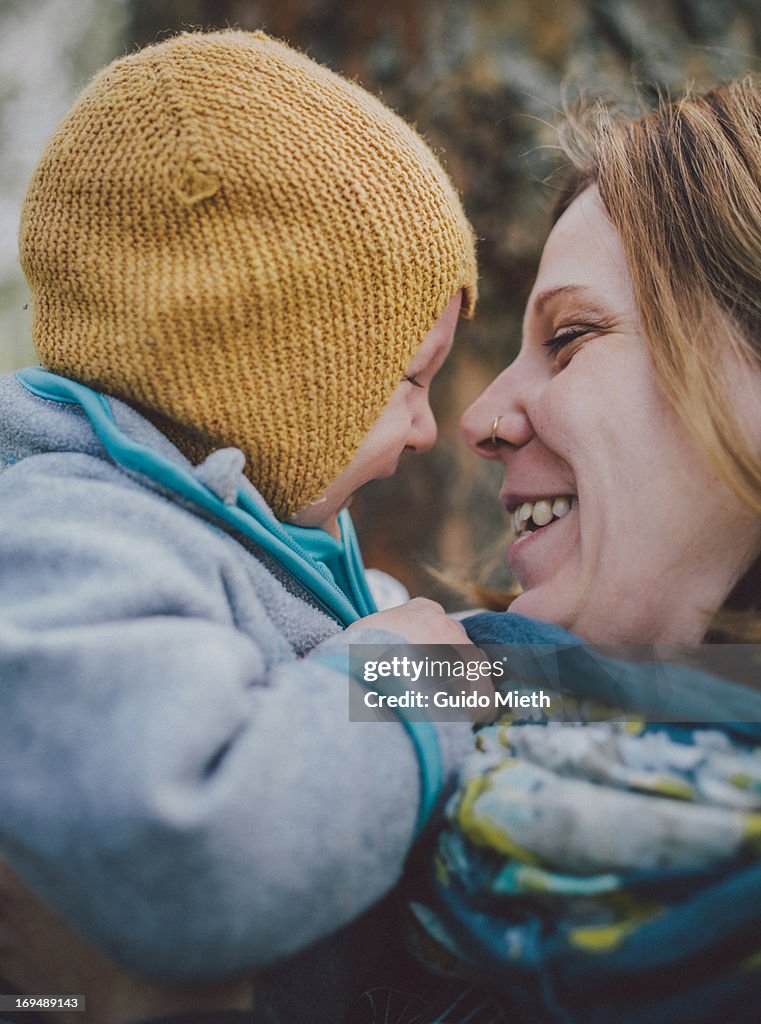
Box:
[0,371,473,983]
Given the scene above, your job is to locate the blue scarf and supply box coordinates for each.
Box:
[406,612,761,1024]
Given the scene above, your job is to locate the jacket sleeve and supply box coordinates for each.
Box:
[0,458,474,981]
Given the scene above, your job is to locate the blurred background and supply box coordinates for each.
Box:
[2,0,759,606]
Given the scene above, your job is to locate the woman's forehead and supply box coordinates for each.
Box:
[525,188,636,324]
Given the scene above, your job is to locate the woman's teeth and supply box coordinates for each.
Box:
[511,496,577,537]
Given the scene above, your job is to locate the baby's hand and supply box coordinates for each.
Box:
[348,599,495,723]
[348,597,474,646]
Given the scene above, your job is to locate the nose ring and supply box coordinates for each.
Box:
[490,415,502,445]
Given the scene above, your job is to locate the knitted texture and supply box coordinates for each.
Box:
[20,30,477,518]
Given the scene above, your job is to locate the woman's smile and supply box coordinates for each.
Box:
[505,494,578,538]
[504,492,580,591]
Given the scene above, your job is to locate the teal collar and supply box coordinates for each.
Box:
[15,368,377,627]
[283,514,377,619]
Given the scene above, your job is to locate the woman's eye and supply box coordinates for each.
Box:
[542,324,601,364]
[403,374,424,388]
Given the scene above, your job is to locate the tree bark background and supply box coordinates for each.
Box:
[128,0,761,605]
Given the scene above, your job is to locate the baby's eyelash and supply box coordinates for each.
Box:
[404,374,424,388]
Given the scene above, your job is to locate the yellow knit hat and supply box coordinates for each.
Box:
[20,30,477,519]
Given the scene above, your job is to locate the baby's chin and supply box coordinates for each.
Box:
[374,458,402,481]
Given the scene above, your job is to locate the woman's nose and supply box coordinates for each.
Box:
[460,363,534,458]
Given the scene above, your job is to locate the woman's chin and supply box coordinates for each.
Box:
[508,591,680,646]
[507,589,574,632]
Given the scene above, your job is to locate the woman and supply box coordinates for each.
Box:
[463,80,761,646]
[0,28,483,1024]
[399,78,761,1024]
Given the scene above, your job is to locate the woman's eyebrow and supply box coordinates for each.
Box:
[531,284,604,317]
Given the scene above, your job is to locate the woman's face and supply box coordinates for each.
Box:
[292,291,461,537]
[462,188,761,644]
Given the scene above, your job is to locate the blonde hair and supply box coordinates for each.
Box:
[555,78,761,638]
